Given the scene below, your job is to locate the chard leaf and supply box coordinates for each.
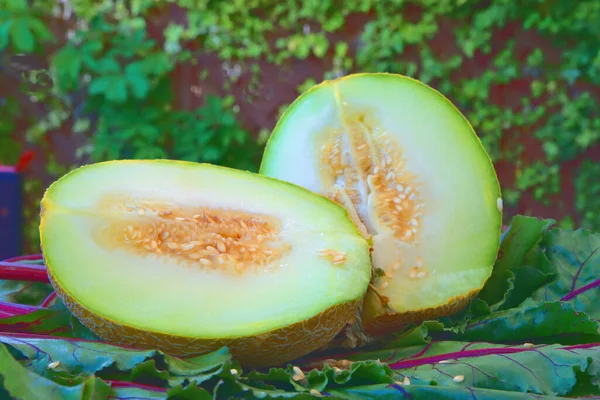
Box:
[328,383,577,399]
[0,332,234,387]
[438,221,600,347]
[0,309,71,336]
[531,227,600,319]
[0,343,111,400]
[338,341,600,398]
[2,214,600,398]
[163,347,233,386]
[108,385,166,400]
[382,321,446,349]
[166,381,212,399]
[69,315,102,341]
[249,360,393,393]
[478,215,555,308]
[455,299,600,344]
[0,258,52,305]
[2,333,159,375]
[0,281,52,305]
[47,298,101,340]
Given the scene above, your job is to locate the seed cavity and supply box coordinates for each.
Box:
[320,112,425,244]
[100,198,291,275]
[318,109,439,287]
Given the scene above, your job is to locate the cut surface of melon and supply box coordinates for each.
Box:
[260,73,502,331]
[40,160,371,341]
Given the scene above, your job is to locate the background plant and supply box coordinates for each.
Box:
[0,0,599,253]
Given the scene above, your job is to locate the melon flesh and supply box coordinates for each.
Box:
[40,160,371,365]
[260,73,502,335]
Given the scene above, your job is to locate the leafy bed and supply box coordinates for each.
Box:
[0,215,599,399]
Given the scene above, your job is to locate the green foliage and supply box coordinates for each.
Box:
[150,0,599,226]
[1,0,600,253]
[1,215,600,397]
[438,215,600,346]
[48,11,259,170]
[346,341,600,399]
[0,343,111,400]
[0,97,21,164]
[575,159,600,230]
[0,0,54,53]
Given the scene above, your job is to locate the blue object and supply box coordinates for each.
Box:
[0,168,23,260]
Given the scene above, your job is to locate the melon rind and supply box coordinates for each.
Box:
[49,270,359,367]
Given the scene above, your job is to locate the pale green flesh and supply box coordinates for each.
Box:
[260,73,502,312]
[41,160,371,338]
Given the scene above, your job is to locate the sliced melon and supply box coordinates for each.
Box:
[260,73,502,336]
[40,160,371,366]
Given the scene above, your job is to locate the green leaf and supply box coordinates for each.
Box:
[312,33,329,58]
[109,385,166,399]
[127,74,150,99]
[248,360,393,395]
[81,39,103,54]
[0,280,52,305]
[0,343,111,400]
[0,333,233,386]
[0,21,11,50]
[531,80,545,98]
[105,77,128,103]
[329,384,572,399]
[52,46,82,87]
[0,309,71,336]
[68,315,101,341]
[10,19,35,52]
[2,334,158,376]
[166,382,212,399]
[164,347,233,386]
[457,299,600,344]
[3,0,28,11]
[88,76,113,96]
[97,58,121,74]
[352,341,600,397]
[384,321,445,349]
[531,227,600,319]
[478,215,555,308]
[27,17,54,42]
[201,146,223,162]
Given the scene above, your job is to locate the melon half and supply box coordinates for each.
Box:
[39,160,372,367]
[260,73,502,336]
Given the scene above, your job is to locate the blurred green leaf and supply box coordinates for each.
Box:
[10,19,34,52]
